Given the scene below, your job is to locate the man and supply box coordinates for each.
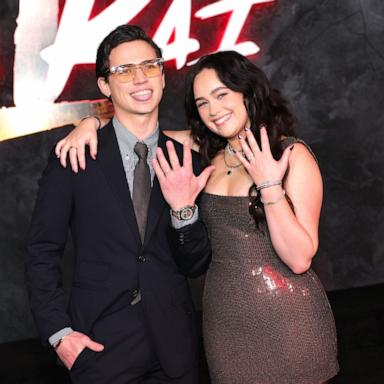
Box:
[26,25,213,383]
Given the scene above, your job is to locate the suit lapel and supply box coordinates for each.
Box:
[97,126,179,247]
[97,122,141,243]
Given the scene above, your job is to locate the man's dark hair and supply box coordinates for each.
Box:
[96,24,162,80]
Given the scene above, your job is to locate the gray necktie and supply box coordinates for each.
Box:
[133,142,151,242]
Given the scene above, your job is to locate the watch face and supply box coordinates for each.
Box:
[180,207,193,220]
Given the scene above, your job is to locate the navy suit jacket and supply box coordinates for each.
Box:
[26,122,211,377]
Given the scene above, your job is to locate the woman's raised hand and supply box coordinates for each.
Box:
[55,117,102,173]
[236,125,293,186]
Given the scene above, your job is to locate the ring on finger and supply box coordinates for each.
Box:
[164,168,171,175]
[246,154,254,161]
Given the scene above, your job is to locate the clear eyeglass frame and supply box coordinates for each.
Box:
[108,58,164,82]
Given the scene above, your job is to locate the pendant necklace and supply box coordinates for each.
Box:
[224,143,243,175]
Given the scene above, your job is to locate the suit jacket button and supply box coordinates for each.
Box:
[138,255,146,262]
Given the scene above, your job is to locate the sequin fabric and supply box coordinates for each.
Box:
[200,192,339,384]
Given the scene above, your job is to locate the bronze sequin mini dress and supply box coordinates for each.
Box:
[200,157,339,384]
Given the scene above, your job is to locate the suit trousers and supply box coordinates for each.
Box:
[69,301,198,384]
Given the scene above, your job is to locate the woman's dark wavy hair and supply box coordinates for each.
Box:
[184,51,296,224]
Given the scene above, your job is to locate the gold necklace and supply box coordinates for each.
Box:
[224,143,243,175]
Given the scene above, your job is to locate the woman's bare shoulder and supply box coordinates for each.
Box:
[162,129,199,151]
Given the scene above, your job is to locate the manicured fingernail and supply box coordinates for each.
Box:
[238,135,243,139]
[290,145,294,151]
[244,127,249,131]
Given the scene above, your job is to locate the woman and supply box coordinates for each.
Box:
[56,51,339,383]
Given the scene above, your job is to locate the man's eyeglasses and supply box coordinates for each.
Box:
[108,58,164,82]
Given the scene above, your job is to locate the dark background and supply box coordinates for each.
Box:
[0,0,383,365]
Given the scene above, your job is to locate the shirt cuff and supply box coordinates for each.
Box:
[171,205,199,229]
[48,327,74,346]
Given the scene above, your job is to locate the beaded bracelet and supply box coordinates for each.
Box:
[256,180,282,191]
[260,189,286,205]
[79,115,102,130]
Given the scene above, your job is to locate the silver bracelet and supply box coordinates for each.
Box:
[79,115,101,130]
[256,180,282,191]
[260,189,286,205]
